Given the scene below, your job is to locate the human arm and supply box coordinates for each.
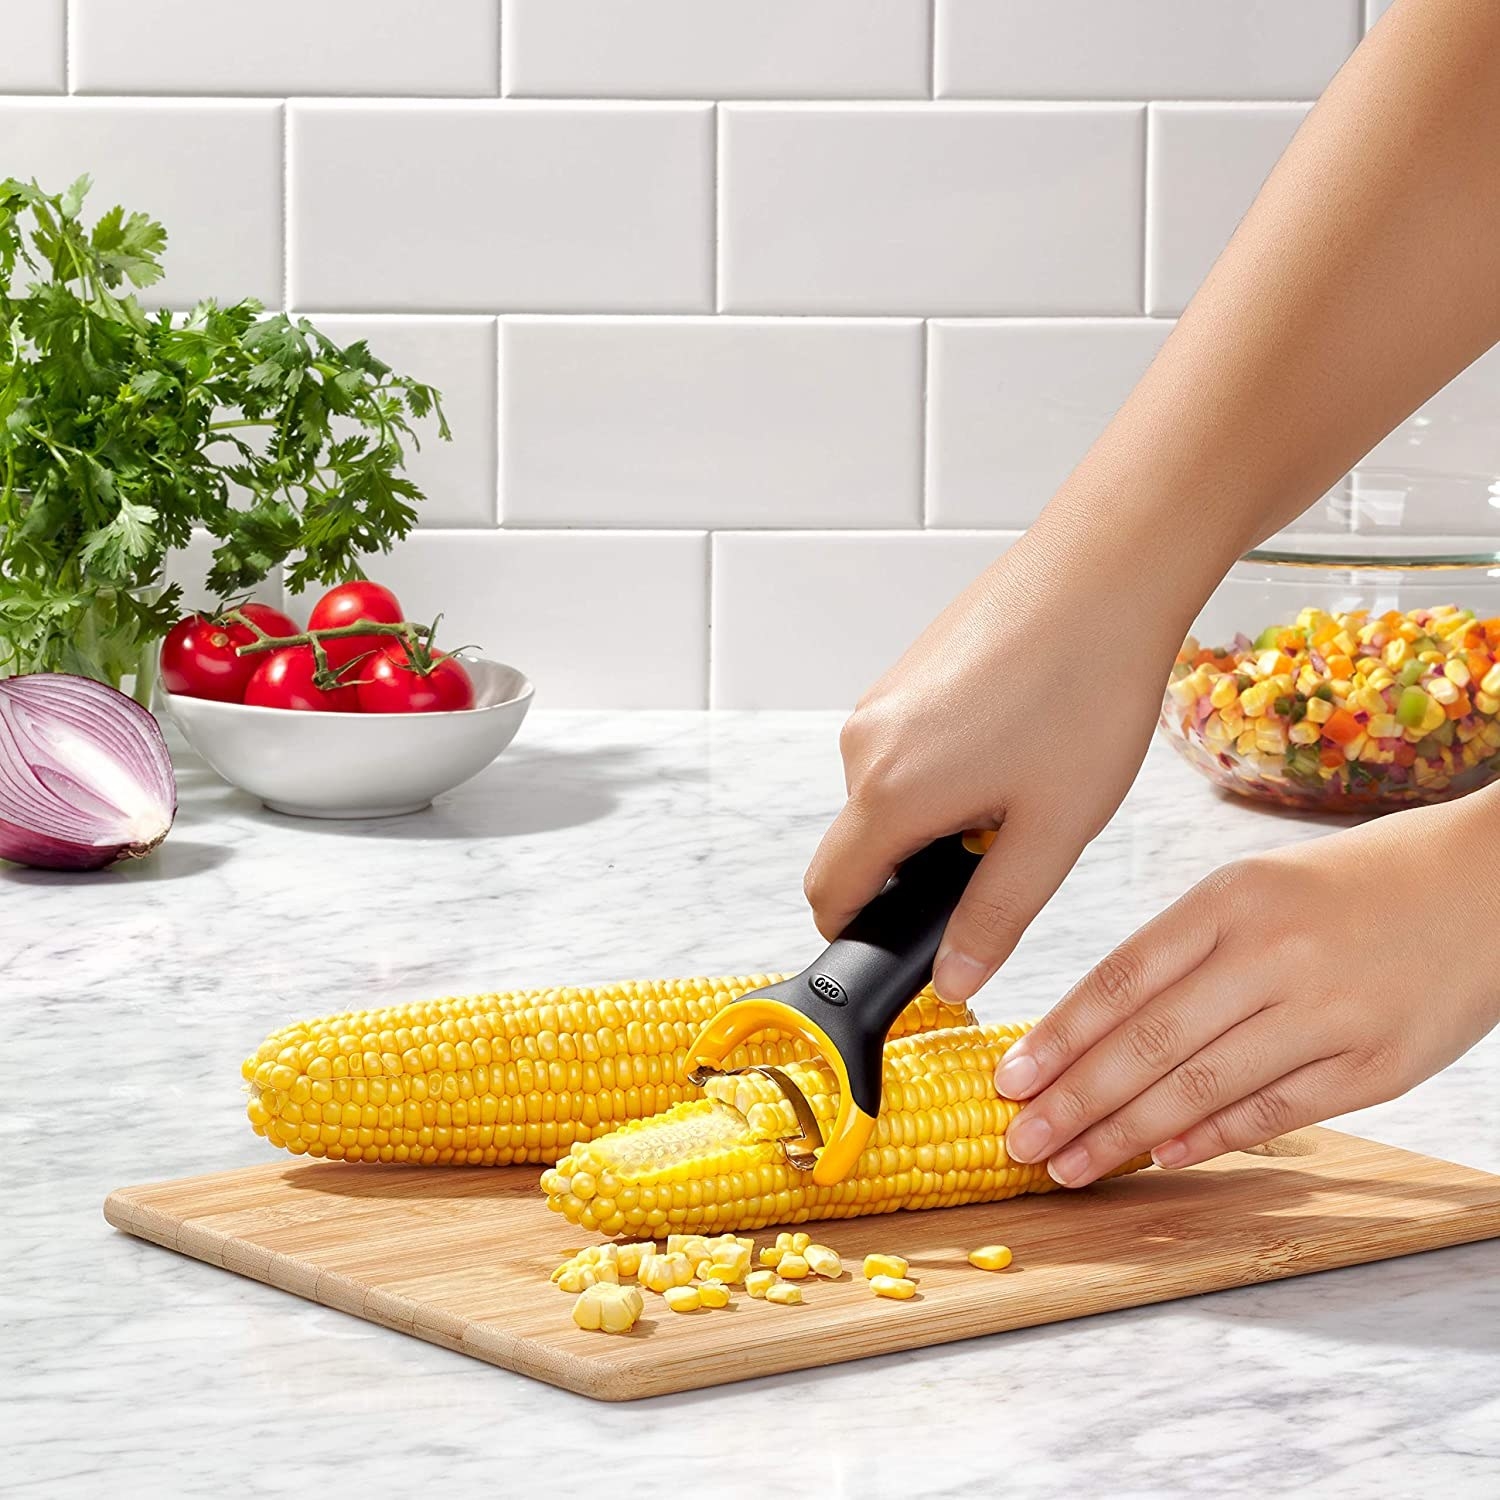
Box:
[805,0,1500,1007]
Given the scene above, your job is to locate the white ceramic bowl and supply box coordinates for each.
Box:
[162,658,534,818]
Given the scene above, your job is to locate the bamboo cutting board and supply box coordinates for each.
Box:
[105,1127,1500,1402]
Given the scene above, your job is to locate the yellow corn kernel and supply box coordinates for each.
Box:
[1476,691,1499,715]
[695,1282,730,1309]
[1287,721,1320,746]
[1445,658,1472,688]
[572,1282,643,1334]
[1428,677,1461,706]
[667,1234,710,1260]
[1383,638,1410,670]
[1353,685,1386,717]
[759,1245,785,1268]
[805,1245,843,1279]
[637,1250,694,1294]
[615,1241,655,1279]
[1367,714,1401,740]
[1481,663,1500,698]
[870,1275,917,1301]
[790,1232,811,1253]
[862,1253,909,1281]
[745,1269,777,1299]
[778,1253,810,1280]
[967,1245,1014,1271]
[1209,675,1239,710]
[663,1285,701,1313]
[1304,697,1334,725]
[1420,698,1448,735]
[765,1281,802,1306]
[703,1241,752,1282]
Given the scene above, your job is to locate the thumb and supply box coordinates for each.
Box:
[931,814,1081,1005]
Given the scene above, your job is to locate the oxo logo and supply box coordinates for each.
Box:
[809,973,846,1004]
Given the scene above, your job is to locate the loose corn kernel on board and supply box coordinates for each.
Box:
[105,1127,1500,1403]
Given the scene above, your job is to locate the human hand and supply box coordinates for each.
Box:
[804,516,1203,1005]
[993,785,1500,1184]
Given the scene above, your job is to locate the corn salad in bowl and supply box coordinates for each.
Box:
[1164,601,1500,809]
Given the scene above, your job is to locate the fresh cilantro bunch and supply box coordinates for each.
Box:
[0,176,448,697]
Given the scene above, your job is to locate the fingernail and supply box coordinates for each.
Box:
[1006,1113,1052,1163]
[1047,1144,1090,1187]
[932,948,990,1005]
[994,1049,1038,1099]
[1152,1139,1189,1169]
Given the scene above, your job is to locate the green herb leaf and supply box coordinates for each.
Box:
[0,177,447,689]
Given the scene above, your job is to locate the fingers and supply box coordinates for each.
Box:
[1151,1055,1356,1169]
[1001,958,1251,1168]
[931,812,1083,1005]
[803,798,924,942]
[1041,1008,1338,1187]
[993,887,1223,1102]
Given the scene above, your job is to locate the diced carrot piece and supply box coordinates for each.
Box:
[1445,691,1472,720]
[1394,742,1417,767]
[1321,708,1363,745]
[1485,619,1500,648]
[1326,655,1355,680]
[1319,746,1346,769]
[1469,651,1492,684]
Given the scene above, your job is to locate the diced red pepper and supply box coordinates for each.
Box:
[1321,708,1363,746]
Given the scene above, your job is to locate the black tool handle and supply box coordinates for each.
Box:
[787,834,986,1116]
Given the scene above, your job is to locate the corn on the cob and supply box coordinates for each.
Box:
[541,1023,1150,1235]
[244,973,957,1167]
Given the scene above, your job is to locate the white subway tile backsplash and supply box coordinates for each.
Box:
[1355,344,1500,483]
[309,316,498,528]
[0,0,63,92]
[937,1,1358,100]
[1146,103,1308,317]
[351,531,710,707]
[289,103,713,314]
[501,317,922,528]
[162,531,283,615]
[504,0,928,99]
[711,531,1018,708]
[928,319,1173,527]
[0,101,282,307]
[73,0,500,96]
[721,105,1145,316]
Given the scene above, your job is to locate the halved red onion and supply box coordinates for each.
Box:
[0,673,177,872]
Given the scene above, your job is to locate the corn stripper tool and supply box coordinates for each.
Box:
[687,832,990,1186]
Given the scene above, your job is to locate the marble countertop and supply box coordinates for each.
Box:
[5,712,1498,1498]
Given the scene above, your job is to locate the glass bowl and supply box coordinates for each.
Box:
[1158,470,1500,811]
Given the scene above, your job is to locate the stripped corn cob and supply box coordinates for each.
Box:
[541,1023,1150,1235]
[244,973,957,1167]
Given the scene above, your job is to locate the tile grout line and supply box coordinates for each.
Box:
[63,0,73,93]
[280,104,291,313]
[712,103,723,313]
[493,317,505,527]
[1139,104,1152,316]
[927,0,938,99]
[919,320,933,527]
[703,532,715,709]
